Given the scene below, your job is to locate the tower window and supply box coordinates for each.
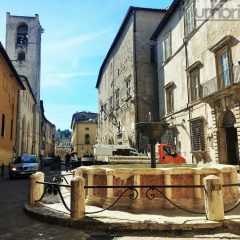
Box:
[18,49,25,61]
[17,24,28,44]
[85,134,90,144]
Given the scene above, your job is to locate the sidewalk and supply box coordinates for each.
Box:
[24,184,240,233]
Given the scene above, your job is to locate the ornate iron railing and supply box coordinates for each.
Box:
[35,178,240,215]
[202,65,240,98]
[36,181,71,211]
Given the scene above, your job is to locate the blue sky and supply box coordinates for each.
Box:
[0,0,172,130]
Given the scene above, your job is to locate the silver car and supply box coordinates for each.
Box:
[9,155,39,178]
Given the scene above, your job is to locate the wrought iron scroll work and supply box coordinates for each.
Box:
[85,186,138,214]
[35,183,70,212]
[148,186,205,215]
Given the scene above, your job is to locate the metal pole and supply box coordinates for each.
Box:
[1,163,4,178]
[150,143,156,168]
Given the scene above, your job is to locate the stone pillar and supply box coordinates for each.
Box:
[230,170,238,194]
[193,174,201,199]
[203,175,224,221]
[73,168,83,178]
[164,173,172,208]
[87,172,94,198]
[28,172,44,205]
[71,176,85,219]
[106,170,114,199]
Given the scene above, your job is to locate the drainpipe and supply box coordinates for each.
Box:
[184,38,193,163]
[133,11,139,150]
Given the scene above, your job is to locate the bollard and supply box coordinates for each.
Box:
[203,175,224,221]
[71,176,85,219]
[28,172,44,205]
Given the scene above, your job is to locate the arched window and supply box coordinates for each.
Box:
[17,24,28,44]
[85,134,90,144]
[18,49,25,61]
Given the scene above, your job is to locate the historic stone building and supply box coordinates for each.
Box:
[151,0,240,165]
[40,100,56,158]
[5,12,52,157]
[16,75,37,156]
[55,137,71,160]
[0,42,25,164]
[5,13,42,103]
[96,7,166,150]
[71,112,97,158]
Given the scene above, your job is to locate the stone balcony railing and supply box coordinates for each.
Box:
[202,65,240,98]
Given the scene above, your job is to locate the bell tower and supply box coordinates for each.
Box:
[5,12,43,103]
[5,12,43,156]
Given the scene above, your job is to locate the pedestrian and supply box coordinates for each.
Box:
[65,152,71,172]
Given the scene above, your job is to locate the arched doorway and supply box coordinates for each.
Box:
[224,111,239,165]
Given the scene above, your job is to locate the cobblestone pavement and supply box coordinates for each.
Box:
[0,172,92,240]
[1,167,240,240]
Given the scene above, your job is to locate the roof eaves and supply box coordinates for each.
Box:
[19,75,37,104]
[150,0,181,40]
[0,42,25,89]
[95,6,167,89]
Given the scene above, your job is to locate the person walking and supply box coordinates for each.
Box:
[65,152,71,172]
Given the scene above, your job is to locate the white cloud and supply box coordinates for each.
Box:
[43,29,111,55]
[41,71,97,88]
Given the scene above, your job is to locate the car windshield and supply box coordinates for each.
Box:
[14,155,37,164]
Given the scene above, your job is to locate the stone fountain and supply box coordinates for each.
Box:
[136,122,169,168]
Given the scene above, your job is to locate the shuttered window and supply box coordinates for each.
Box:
[190,119,205,151]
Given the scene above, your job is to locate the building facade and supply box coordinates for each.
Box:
[55,137,71,160]
[40,101,56,158]
[5,12,44,157]
[151,0,240,165]
[0,42,25,164]
[96,7,166,151]
[16,75,37,156]
[71,112,97,158]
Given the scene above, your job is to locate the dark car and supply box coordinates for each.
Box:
[9,155,40,179]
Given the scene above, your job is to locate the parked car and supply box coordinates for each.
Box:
[9,155,40,179]
[43,157,54,166]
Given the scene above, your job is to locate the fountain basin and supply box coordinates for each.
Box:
[74,164,239,210]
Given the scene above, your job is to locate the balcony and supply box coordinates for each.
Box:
[202,65,240,99]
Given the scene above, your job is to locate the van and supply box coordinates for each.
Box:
[93,144,139,164]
